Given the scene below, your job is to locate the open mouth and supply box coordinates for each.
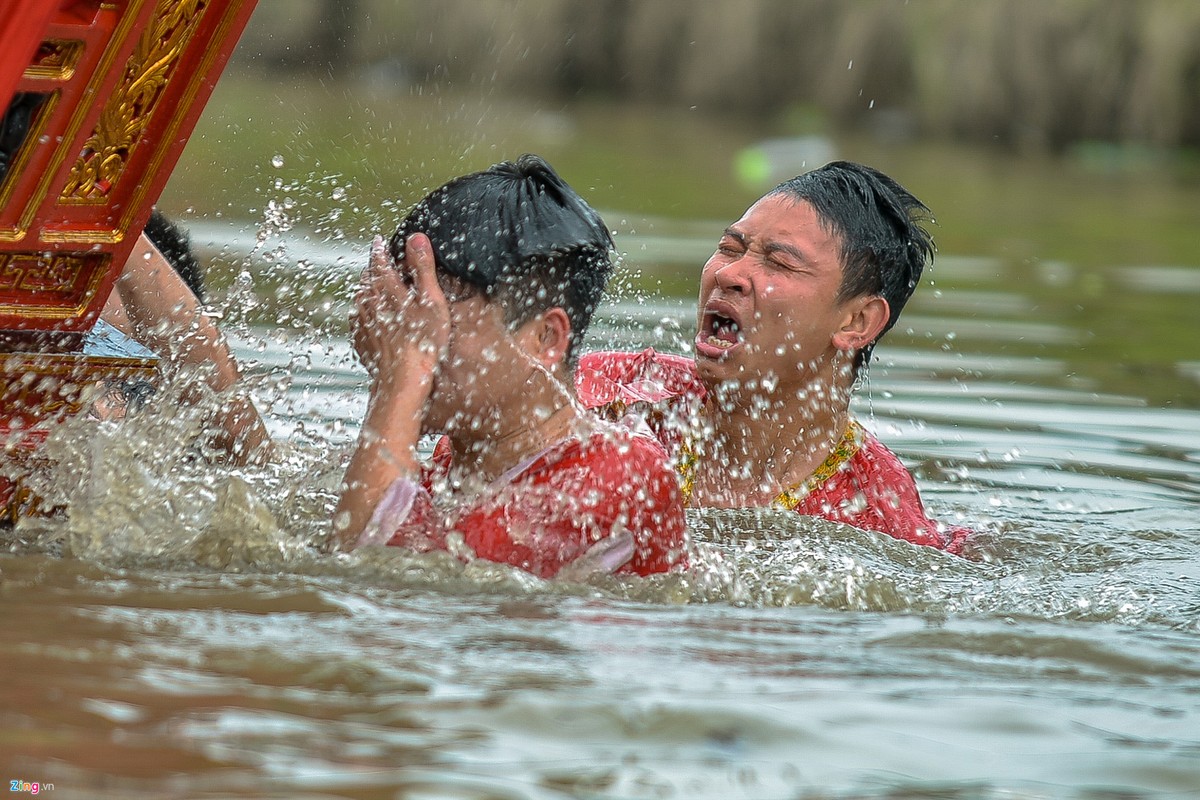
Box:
[700,309,743,351]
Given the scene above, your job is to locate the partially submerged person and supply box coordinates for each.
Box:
[333,155,687,578]
[99,209,272,465]
[578,161,971,554]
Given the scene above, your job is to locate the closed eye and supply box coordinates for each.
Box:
[764,242,809,274]
[716,233,746,256]
[769,257,805,273]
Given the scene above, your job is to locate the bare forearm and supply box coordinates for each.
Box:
[150,315,241,391]
[333,378,429,549]
[205,395,272,466]
[337,231,447,548]
[117,266,239,392]
[112,232,270,461]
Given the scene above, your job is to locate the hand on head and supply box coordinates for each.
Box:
[352,232,450,387]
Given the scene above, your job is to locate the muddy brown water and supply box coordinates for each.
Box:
[2,220,1198,799]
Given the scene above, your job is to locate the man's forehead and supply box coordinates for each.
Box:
[727,196,839,251]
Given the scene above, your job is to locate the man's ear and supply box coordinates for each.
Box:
[516,307,573,370]
[831,295,890,353]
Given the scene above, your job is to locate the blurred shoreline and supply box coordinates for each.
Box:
[235,0,1200,155]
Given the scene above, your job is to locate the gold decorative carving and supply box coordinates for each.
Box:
[37,228,124,244]
[0,253,87,293]
[6,0,151,240]
[1,481,56,524]
[24,40,86,81]
[59,0,210,203]
[0,253,110,318]
[114,0,248,240]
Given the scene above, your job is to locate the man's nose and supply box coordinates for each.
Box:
[711,254,753,293]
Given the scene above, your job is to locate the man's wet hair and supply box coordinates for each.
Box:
[389,154,614,367]
[770,161,934,372]
[144,208,205,302]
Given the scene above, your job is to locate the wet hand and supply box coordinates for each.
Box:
[352,234,450,387]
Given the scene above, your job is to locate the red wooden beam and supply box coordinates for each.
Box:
[1,0,260,521]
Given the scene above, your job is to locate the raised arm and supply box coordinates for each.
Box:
[332,234,449,548]
[103,231,271,465]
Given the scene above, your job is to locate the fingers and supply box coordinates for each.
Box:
[370,234,390,272]
[358,235,385,294]
[355,240,408,345]
[361,235,400,294]
[349,241,450,388]
[406,233,445,307]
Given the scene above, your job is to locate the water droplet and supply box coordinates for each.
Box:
[271,154,284,168]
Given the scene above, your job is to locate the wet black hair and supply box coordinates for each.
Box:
[388,154,614,366]
[144,207,205,302]
[770,161,934,372]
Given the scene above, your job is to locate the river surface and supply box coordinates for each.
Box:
[2,218,1199,799]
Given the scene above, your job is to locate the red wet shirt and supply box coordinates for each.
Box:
[576,349,971,555]
[373,427,689,578]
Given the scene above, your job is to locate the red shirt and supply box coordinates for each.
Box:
[576,349,970,555]
[379,426,688,578]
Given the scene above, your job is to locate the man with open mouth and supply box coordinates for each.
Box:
[578,161,972,555]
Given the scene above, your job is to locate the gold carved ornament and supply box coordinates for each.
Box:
[0,253,87,293]
[59,0,209,203]
[24,40,85,81]
[0,253,110,318]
